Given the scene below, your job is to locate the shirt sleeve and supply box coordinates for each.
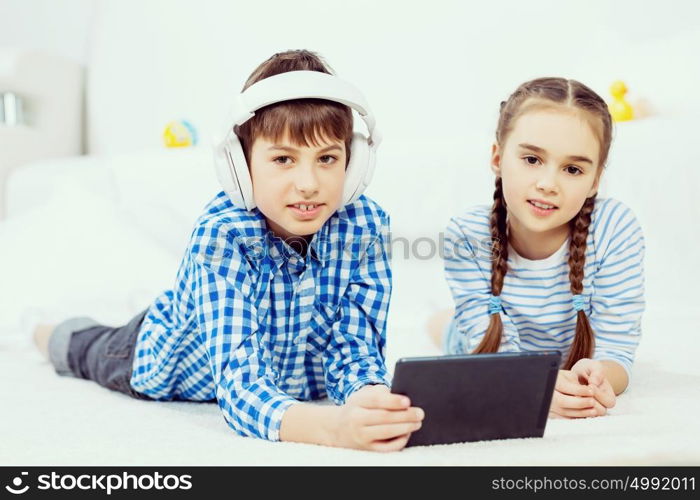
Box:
[589,205,645,384]
[322,222,393,404]
[191,225,296,441]
[443,216,521,354]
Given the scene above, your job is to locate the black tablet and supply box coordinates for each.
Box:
[391,351,561,446]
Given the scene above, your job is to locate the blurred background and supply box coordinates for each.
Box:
[1,0,698,319]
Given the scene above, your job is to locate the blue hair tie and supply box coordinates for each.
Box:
[488,295,502,315]
[572,294,585,312]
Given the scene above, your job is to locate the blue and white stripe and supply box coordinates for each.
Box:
[444,197,645,380]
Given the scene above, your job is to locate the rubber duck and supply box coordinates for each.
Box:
[609,81,634,122]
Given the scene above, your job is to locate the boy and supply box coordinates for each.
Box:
[33,50,424,452]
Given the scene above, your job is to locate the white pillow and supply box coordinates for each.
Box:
[106,148,221,257]
[0,180,180,332]
[5,155,118,220]
[603,114,700,315]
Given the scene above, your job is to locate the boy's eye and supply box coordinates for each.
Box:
[319,155,338,165]
[565,165,583,175]
[273,156,292,165]
[523,155,540,166]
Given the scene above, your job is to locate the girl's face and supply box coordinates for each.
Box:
[491,106,603,243]
[249,130,346,242]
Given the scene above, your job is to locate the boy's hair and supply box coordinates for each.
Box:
[234,50,353,165]
[477,78,613,370]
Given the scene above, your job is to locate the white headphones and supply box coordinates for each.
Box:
[213,70,382,211]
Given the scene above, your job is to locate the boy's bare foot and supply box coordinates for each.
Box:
[426,308,454,349]
[33,324,56,361]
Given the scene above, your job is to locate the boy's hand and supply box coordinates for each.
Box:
[570,358,616,409]
[549,370,607,419]
[333,385,424,452]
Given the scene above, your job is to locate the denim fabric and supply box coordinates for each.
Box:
[48,308,154,400]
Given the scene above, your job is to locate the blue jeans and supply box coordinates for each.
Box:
[48,308,154,400]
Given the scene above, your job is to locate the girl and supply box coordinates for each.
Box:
[429,77,645,419]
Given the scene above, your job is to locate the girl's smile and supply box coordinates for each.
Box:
[491,107,603,260]
[527,198,559,216]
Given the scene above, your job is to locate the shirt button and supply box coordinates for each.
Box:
[294,336,303,345]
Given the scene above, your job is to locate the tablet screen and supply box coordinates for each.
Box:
[391,351,561,446]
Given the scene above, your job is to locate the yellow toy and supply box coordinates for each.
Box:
[608,81,634,122]
[163,120,198,148]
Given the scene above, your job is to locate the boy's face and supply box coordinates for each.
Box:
[491,107,602,241]
[249,130,347,241]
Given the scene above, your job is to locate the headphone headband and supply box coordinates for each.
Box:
[214,70,381,211]
[229,70,379,146]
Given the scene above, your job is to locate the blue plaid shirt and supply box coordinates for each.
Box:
[131,191,392,441]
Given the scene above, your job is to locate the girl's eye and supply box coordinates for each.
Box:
[523,155,540,166]
[319,155,338,165]
[273,156,292,165]
[565,165,583,175]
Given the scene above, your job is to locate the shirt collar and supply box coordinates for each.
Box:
[235,208,333,275]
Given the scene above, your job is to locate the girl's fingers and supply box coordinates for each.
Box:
[556,376,594,397]
[587,364,605,387]
[551,390,609,418]
[553,405,601,418]
[592,399,608,416]
[574,359,605,387]
[553,392,598,410]
[592,383,616,409]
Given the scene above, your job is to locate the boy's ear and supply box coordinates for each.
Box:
[490,142,502,176]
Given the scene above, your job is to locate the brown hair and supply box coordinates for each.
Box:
[235,50,353,165]
[476,78,613,370]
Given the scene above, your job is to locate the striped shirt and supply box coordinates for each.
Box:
[444,197,645,380]
[131,191,392,441]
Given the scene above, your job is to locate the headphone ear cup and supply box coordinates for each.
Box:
[342,132,371,205]
[213,131,256,210]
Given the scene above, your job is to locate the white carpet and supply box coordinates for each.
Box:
[2,281,699,466]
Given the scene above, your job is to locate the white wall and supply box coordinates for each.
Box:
[84,0,700,150]
[3,0,699,157]
[0,0,94,64]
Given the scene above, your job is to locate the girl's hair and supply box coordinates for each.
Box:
[235,49,353,165]
[475,78,613,370]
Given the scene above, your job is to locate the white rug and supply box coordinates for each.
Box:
[2,298,699,466]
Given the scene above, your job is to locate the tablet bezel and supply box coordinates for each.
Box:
[391,351,561,447]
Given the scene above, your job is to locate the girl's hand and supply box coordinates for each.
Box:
[549,370,607,419]
[570,358,616,409]
[333,385,424,452]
